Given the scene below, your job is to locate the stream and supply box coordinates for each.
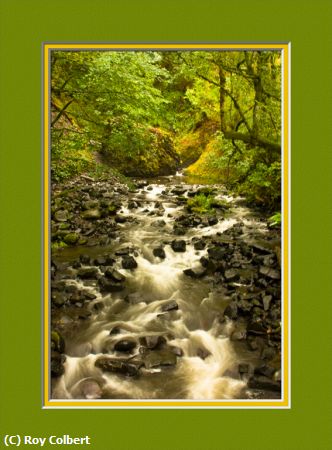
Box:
[51,172,282,400]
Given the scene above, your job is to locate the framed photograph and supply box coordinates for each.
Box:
[44,43,290,408]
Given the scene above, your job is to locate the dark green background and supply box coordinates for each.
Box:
[0,1,331,449]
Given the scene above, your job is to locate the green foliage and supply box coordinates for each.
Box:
[51,241,68,250]
[187,193,215,214]
[50,50,282,209]
[268,212,282,227]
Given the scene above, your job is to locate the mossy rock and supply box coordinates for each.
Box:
[51,330,65,353]
[63,232,80,245]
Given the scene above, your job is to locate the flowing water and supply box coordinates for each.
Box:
[52,173,275,400]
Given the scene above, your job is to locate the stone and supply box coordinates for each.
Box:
[152,219,166,228]
[153,247,166,259]
[77,267,99,279]
[82,209,101,220]
[98,277,125,292]
[63,233,79,245]
[248,375,281,392]
[259,266,281,280]
[171,240,186,252]
[208,216,218,226]
[93,302,104,312]
[54,210,68,222]
[115,215,127,223]
[207,246,226,261]
[115,247,131,256]
[183,267,207,278]
[104,268,126,282]
[82,200,99,210]
[194,240,206,250]
[169,346,184,357]
[254,364,276,378]
[143,349,177,369]
[122,256,138,269]
[161,300,179,312]
[114,339,137,352]
[95,357,139,377]
[224,269,240,281]
[238,363,250,374]
[139,335,166,349]
[262,295,273,311]
[94,256,107,266]
[231,330,247,341]
[223,302,238,320]
[125,293,143,304]
[197,348,211,359]
[247,320,267,335]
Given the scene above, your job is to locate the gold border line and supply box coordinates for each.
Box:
[44,43,290,408]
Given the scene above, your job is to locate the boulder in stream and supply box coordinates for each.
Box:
[171,240,186,252]
[153,247,166,259]
[114,339,137,352]
[95,357,139,377]
[122,255,138,269]
[77,267,99,279]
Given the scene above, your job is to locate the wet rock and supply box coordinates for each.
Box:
[223,302,238,320]
[237,299,252,314]
[125,292,143,304]
[104,268,126,282]
[247,320,267,335]
[114,339,137,352]
[153,247,166,259]
[93,301,104,312]
[193,239,206,250]
[51,331,65,353]
[115,215,127,224]
[93,256,107,266]
[139,335,166,349]
[254,364,276,378]
[261,346,277,361]
[169,345,184,357]
[224,268,240,281]
[95,357,139,377]
[152,219,166,228]
[161,300,179,312]
[77,267,99,279]
[197,348,211,360]
[248,375,281,392]
[173,225,187,236]
[122,255,138,269]
[207,246,227,260]
[82,199,99,210]
[82,209,101,220]
[143,348,177,369]
[51,351,66,377]
[231,330,247,341]
[115,247,131,256]
[171,240,186,252]
[51,292,67,307]
[183,267,207,278]
[63,233,80,245]
[259,266,281,280]
[238,363,250,374]
[262,295,273,311]
[98,277,125,292]
[54,210,68,222]
[208,216,218,226]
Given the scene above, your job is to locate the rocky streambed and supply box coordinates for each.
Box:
[50,173,282,400]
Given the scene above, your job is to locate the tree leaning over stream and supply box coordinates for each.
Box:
[51,50,282,210]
